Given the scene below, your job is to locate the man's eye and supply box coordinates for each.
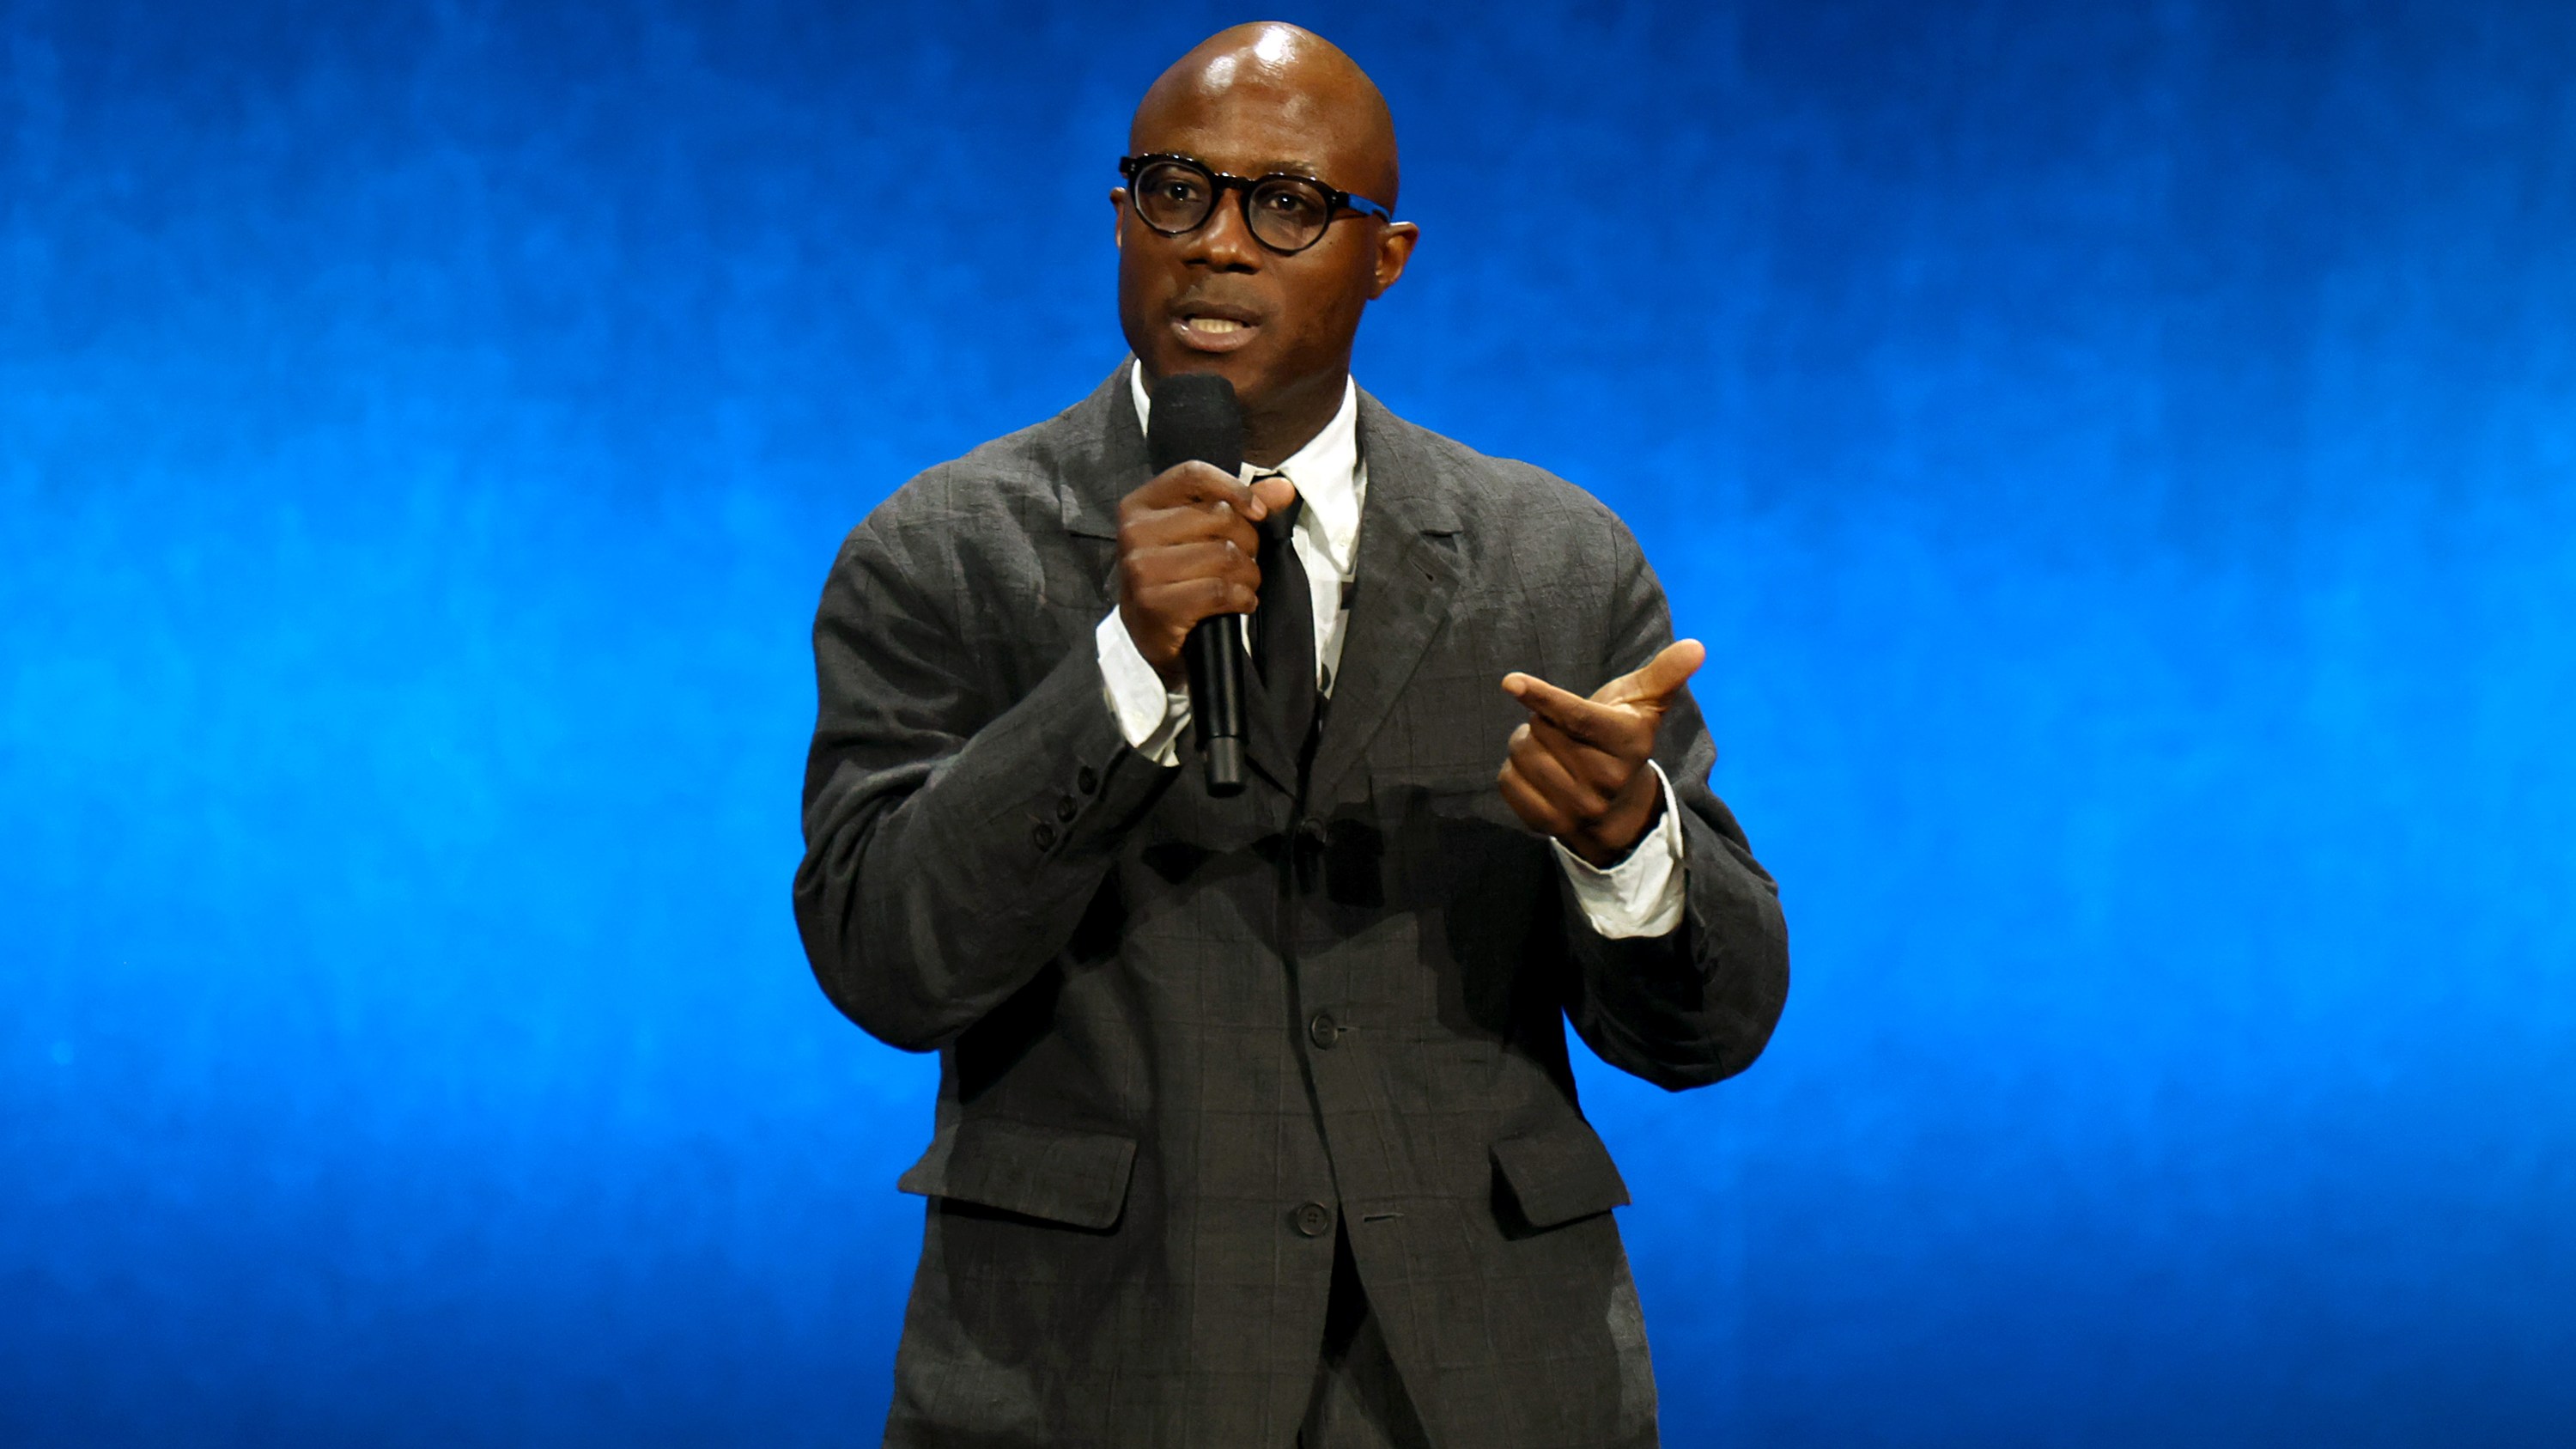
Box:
[1160,181,1204,204]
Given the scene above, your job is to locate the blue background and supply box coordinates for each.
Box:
[5,1,2571,1443]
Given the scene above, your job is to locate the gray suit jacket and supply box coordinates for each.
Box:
[794,368,1789,1448]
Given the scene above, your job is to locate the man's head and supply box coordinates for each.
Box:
[1115,23,1418,464]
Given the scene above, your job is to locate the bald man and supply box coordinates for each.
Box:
[795,24,1788,1448]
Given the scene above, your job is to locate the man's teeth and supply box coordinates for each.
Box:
[1187,317,1245,333]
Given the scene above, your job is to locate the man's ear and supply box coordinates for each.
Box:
[1370,221,1419,298]
[1110,188,1128,250]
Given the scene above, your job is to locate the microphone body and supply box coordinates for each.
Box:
[1144,374,1249,795]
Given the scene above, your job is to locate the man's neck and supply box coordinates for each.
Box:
[1242,372,1348,467]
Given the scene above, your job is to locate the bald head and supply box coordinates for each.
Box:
[1131,22,1400,210]
[1114,22,1417,465]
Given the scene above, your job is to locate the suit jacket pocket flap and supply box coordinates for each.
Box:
[1492,1119,1632,1229]
[898,1116,1139,1230]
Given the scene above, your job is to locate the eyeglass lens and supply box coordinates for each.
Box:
[1132,160,1335,253]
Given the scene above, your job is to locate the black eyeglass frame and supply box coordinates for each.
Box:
[1117,152,1394,255]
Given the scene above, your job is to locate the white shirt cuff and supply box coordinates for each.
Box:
[1096,608,1191,766]
[1553,761,1686,939]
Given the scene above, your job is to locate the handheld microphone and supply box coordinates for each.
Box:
[1145,374,1249,796]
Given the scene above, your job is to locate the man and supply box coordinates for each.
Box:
[795,22,1788,1448]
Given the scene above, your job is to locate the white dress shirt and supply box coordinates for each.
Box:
[1096,361,1684,938]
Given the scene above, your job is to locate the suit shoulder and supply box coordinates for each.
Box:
[839,390,1106,568]
[869,408,1076,530]
[1380,411,1640,551]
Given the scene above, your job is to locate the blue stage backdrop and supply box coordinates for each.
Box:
[4,1,2571,1444]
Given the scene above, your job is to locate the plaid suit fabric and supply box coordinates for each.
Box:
[794,368,1789,1448]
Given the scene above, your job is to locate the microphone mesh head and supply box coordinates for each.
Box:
[1146,373,1244,477]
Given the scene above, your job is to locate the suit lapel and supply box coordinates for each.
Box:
[1059,362,1146,543]
[1056,371,1467,805]
[1304,393,1466,807]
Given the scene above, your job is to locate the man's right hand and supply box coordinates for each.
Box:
[1115,463,1299,684]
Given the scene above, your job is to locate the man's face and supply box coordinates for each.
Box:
[1114,83,1411,424]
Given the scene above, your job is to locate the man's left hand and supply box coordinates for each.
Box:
[1497,640,1706,868]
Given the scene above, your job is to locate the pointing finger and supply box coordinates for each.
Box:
[1501,672,1627,751]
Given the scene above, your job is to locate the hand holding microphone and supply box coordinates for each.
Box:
[1115,374,1297,794]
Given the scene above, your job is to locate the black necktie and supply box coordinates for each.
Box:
[1251,476,1319,764]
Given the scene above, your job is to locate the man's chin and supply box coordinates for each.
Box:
[1140,350,1266,399]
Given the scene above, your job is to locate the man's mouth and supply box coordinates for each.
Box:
[1172,312,1261,352]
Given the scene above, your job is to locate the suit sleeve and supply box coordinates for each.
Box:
[791,508,1177,1052]
[1558,525,1790,1091]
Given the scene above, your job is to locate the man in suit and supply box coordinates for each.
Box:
[794,22,1789,1448]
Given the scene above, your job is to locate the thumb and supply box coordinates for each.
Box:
[1596,639,1705,709]
[1250,473,1299,520]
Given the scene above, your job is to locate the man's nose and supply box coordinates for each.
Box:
[1183,192,1263,271]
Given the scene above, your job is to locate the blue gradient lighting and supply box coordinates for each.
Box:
[4,3,2571,1444]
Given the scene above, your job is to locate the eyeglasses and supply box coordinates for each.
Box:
[1118,153,1394,256]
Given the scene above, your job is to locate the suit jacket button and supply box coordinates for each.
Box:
[1291,1202,1334,1238]
[1308,1012,1339,1049]
[1077,765,1099,795]
[1055,795,1078,822]
[1296,818,1327,849]
[1030,821,1056,851]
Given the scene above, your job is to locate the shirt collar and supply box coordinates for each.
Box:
[1128,359,1363,564]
